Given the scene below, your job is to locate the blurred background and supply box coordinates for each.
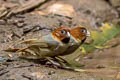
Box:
[0,0,120,80]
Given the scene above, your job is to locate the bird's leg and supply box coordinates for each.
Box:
[45,57,61,67]
[52,57,75,70]
[54,57,87,72]
[45,57,70,69]
[54,57,66,66]
[56,56,70,64]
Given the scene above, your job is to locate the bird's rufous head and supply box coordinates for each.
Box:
[70,27,89,43]
[52,26,71,44]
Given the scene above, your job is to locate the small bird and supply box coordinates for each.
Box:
[5,26,71,59]
[5,27,89,59]
[59,27,90,56]
[50,26,90,71]
[4,26,90,71]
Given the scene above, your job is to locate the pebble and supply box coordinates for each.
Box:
[0,56,6,63]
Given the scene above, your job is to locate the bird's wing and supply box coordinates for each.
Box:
[4,39,49,52]
[21,39,49,48]
[4,48,20,52]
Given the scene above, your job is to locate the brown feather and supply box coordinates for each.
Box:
[52,26,70,42]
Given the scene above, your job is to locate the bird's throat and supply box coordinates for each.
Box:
[61,37,70,44]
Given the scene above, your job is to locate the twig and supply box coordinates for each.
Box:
[22,74,33,80]
[0,70,9,76]
[6,0,50,18]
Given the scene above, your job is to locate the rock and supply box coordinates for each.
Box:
[0,56,6,63]
[46,2,75,17]
[48,71,55,75]
[34,2,75,18]
[31,72,45,79]
[62,0,119,27]
[0,20,6,25]
[109,0,120,7]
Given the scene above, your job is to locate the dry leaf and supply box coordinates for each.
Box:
[31,72,45,79]
[35,2,75,17]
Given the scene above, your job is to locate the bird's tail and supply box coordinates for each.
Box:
[3,47,23,52]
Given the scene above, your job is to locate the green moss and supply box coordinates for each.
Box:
[82,24,120,53]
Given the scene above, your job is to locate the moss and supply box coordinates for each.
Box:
[81,23,120,53]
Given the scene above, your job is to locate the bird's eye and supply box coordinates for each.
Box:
[60,30,66,35]
[81,29,87,33]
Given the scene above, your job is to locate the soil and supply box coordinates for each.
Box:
[0,0,120,80]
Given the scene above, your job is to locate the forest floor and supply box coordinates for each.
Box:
[0,0,120,80]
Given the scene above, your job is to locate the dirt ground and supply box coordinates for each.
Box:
[0,0,120,80]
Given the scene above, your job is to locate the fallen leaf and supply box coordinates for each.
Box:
[94,45,110,49]
[35,2,75,17]
[31,72,45,79]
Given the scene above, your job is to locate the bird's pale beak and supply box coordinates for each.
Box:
[87,31,90,37]
[67,32,71,37]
